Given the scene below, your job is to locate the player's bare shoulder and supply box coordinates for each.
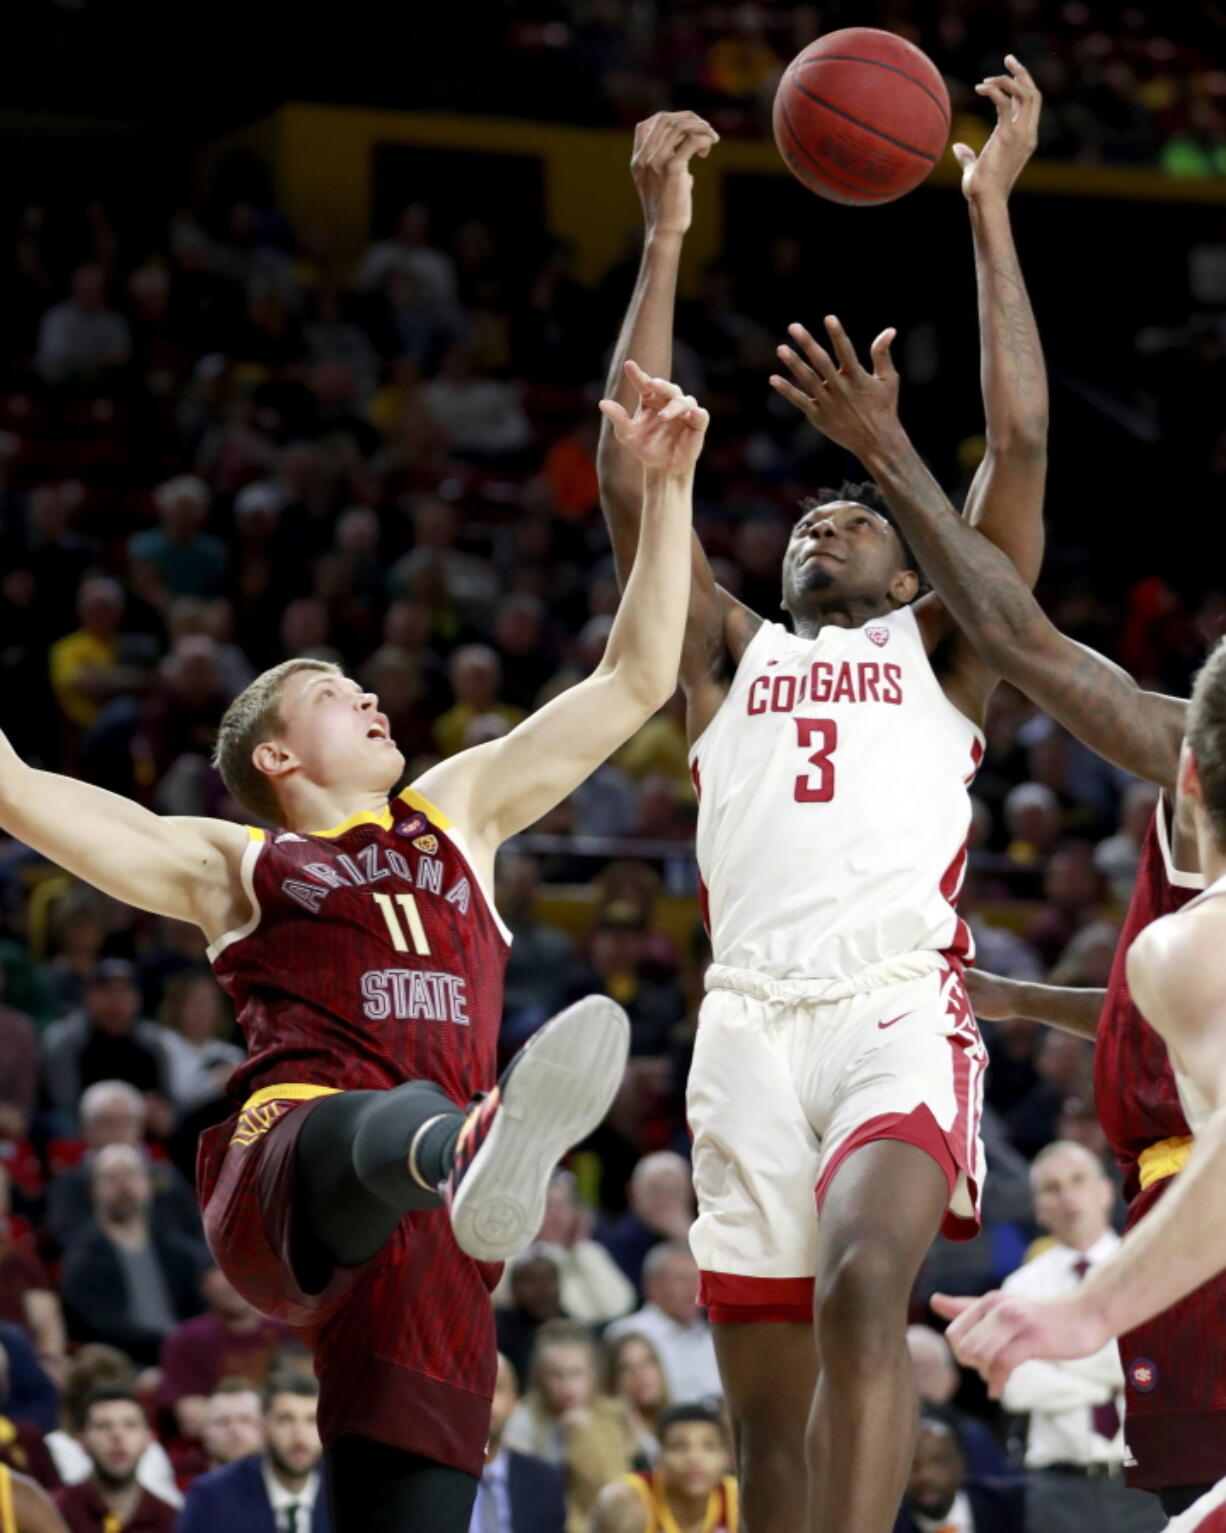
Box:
[1127,900,1226,1041]
[682,586,763,741]
[165,816,256,943]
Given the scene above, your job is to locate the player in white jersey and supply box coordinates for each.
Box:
[934,638,1226,1533]
[599,63,1045,1533]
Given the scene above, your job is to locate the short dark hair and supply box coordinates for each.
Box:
[262,1370,320,1413]
[800,481,928,594]
[1189,637,1226,849]
[81,1385,144,1427]
[658,1402,727,1444]
[917,1400,966,1456]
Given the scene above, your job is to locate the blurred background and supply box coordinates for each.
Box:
[0,1,1224,1528]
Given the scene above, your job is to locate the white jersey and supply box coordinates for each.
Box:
[690,607,983,981]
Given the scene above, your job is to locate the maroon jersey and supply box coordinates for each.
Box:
[209,787,510,1105]
[1094,806,1199,1201]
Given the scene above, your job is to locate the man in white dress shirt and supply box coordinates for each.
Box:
[604,1242,722,1403]
[999,1143,1162,1533]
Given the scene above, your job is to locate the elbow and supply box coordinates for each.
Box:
[986,421,1048,460]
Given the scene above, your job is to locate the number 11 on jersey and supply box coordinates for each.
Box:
[373,892,432,955]
[794,718,838,803]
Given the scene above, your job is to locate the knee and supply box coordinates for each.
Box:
[816,1240,911,1364]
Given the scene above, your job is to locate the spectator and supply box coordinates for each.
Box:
[53,1388,176,1533]
[491,595,554,710]
[45,1080,201,1252]
[0,1324,58,1435]
[386,498,498,629]
[604,1243,722,1405]
[606,1333,671,1468]
[536,1171,635,1326]
[177,1372,329,1533]
[433,644,525,758]
[496,855,580,1043]
[893,1404,1022,1533]
[0,1168,64,1380]
[44,1347,179,1509]
[41,893,109,1020]
[199,1378,264,1469]
[1008,1033,1096,1161]
[496,1248,565,1388]
[359,203,458,307]
[422,345,533,461]
[35,263,131,388]
[469,1354,566,1533]
[0,954,38,1141]
[59,1145,206,1365]
[157,970,242,1120]
[159,1268,292,1441]
[502,1321,634,1533]
[905,1326,1007,1480]
[1000,1142,1163,1533]
[1003,782,1063,867]
[128,477,228,616]
[48,579,148,734]
[570,904,686,1058]
[1094,781,1161,901]
[0,1391,61,1490]
[599,1152,695,1293]
[590,1402,737,1533]
[42,964,173,1129]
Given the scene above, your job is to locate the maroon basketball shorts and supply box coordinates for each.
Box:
[197,1084,500,1476]
[1120,1168,1226,1492]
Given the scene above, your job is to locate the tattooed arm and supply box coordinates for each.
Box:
[769,333,1185,788]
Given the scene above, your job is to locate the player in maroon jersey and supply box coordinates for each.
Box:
[939,639,1226,1531]
[0,363,708,1533]
[771,289,1226,1518]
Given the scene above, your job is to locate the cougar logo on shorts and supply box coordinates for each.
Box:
[1128,1357,1159,1393]
[396,813,428,839]
[413,835,439,855]
[865,625,889,647]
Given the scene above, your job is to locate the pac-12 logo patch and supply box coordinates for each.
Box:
[865,625,889,648]
[413,834,439,855]
[1127,1357,1158,1393]
[397,813,427,839]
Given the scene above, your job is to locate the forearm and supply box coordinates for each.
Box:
[982,978,1105,1040]
[597,233,683,579]
[1085,1107,1226,1338]
[602,467,693,705]
[970,197,1047,450]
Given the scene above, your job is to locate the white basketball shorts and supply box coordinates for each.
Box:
[1166,1477,1226,1531]
[687,953,987,1322]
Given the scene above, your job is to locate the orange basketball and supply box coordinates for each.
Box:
[773,27,951,206]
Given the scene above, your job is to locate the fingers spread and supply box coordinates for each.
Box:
[598,399,631,427]
[777,343,825,396]
[870,328,898,378]
[824,315,863,375]
[769,374,814,413]
[931,1293,973,1321]
[787,323,838,384]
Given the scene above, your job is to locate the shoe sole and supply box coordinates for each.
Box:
[449,995,630,1262]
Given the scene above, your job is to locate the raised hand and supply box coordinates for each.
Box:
[631,111,720,240]
[770,315,902,464]
[932,1289,1108,1399]
[953,55,1042,203]
[599,359,709,475]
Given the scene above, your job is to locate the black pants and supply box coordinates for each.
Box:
[326,1436,478,1533]
[293,1085,474,1533]
[1159,1484,1215,1518]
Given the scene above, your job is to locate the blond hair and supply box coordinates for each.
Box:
[212,657,341,824]
[1189,637,1226,851]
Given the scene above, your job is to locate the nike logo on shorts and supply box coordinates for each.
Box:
[877,1013,911,1030]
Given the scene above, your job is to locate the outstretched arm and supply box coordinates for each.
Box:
[769,325,1185,787]
[418,365,704,863]
[0,733,247,939]
[935,903,1226,1394]
[964,969,1105,1041]
[596,113,760,702]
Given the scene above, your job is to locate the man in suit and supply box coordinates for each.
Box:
[469,1355,565,1533]
[176,1372,329,1533]
[893,1406,1023,1533]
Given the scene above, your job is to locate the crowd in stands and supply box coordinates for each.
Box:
[500,0,1226,174]
[0,124,1219,1529]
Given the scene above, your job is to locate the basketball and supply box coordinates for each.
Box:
[773,27,951,205]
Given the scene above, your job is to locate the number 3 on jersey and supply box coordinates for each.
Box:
[794,718,838,803]
[373,892,432,955]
